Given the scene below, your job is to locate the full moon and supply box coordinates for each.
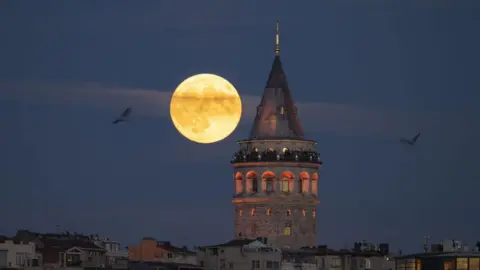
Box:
[170,73,242,144]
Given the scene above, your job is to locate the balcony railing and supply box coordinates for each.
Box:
[231,149,322,164]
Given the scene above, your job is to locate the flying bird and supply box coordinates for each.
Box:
[112,107,132,124]
[400,132,421,145]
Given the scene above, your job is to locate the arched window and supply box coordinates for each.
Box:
[252,179,258,193]
[302,209,306,216]
[312,173,318,195]
[299,172,310,193]
[284,226,291,236]
[246,171,258,193]
[235,172,243,194]
[266,208,272,216]
[286,209,291,216]
[281,179,289,192]
[312,209,316,218]
[280,171,294,193]
[239,209,243,216]
[266,178,274,192]
[262,171,276,193]
[251,208,255,216]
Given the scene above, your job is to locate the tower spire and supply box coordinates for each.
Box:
[275,20,280,56]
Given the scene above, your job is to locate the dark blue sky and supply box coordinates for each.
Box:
[1,1,479,252]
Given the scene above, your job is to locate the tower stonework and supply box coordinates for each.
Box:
[231,22,322,249]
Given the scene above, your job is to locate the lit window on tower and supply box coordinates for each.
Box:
[302,209,306,216]
[312,209,316,218]
[239,209,243,216]
[286,209,291,216]
[281,179,289,192]
[266,208,272,216]
[251,208,255,216]
[284,226,291,236]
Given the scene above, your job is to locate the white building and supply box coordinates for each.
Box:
[92,236,128,269]
[0,238,40,268]
[197,239,282,270]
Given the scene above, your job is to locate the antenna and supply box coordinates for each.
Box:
[423,236,431,252]
[275,21,280,56]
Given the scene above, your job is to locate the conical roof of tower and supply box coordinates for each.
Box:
[249,22,305,139]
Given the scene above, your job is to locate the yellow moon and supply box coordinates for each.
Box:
[170,73,242,144]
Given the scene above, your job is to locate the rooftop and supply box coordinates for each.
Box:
[249,21,305,140]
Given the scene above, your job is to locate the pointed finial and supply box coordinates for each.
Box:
[275,20,280,56]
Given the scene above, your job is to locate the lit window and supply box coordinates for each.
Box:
[284,226,291,236]
[239,209,243,216]
[266,209,272,216]
[251,208,255,216]
[457,258,468,270]
[312,209,316,218]
[282,147,288,153]
[444,260,454,270]
[469,258,479,270]
[302,209,306,216]
[281,179,289,192]
[286,209,291,216]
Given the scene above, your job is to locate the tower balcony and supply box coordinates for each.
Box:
[231,149,322,165]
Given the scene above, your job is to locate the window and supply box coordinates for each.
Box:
[220,259,226,269]
[238,209,243,216]
[444,260,454,270]
[284,226,291,236]
[286,209,291,216]
[251,208,255,216]
[251,260,260,269]
[302,179,309,193]
[281,179,289,192]
[15,253,26,266]
[416,259,422,270]
[312,180,318,195]
[365,258,371,269]
[302,209,306,216]
[252,179,258,193]
[312,209,316,217]
[273,261,280,268]
[457,258,468,270]
[470,258,479,270]
[266,178,274,192]
[280,106,285,115]
[331,258,341,268]
[298,179,303,193]
[235,179,243,194]
[266,208,272,216]
[266,261,273,268]
[167,253,173,258]
[282,147,288,153]
[229,262,233,269]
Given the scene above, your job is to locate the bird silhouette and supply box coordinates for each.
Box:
[400,132,421,145]
[112,107,132,124]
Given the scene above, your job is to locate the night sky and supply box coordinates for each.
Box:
[1,1,479,252]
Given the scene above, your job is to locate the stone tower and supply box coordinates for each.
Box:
[231,21,322,249]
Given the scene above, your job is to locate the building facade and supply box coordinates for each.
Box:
[197,239,282,270]
[129,237,197,265]
[0,237,39,268]
[231,22,322,249]
[395,252,480,270]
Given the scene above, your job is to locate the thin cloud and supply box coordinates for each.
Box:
[0,81,468,139]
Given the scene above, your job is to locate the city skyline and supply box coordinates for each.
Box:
[1,1,479,253]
